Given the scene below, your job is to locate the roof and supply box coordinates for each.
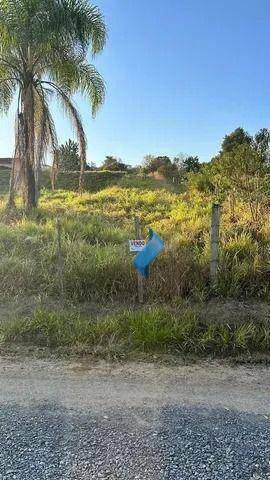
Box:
[0,158,13,168]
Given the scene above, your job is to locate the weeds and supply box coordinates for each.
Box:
[0,173,270,302]
[2,307,269,356]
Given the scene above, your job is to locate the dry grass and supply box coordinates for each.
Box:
[0,182,269,302]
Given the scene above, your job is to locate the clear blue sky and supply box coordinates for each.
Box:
[1,0,270,166]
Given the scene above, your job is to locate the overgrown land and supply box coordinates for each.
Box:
[0,146,270,359]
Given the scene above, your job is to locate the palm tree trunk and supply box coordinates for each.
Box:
[6,157,16,209]
[22,85,37,210]
[25,157,36,209]
[79,156,85,192]
[7,113,20,209]
[51,150,59,190]
[34,165,40,203]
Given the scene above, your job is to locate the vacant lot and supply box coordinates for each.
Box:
[0,172,269,356]
[0,171,270,304]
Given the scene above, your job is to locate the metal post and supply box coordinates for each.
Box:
[134,216,144,304]
[210,203,221,285]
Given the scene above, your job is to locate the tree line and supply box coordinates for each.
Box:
[54,127,270,209]
[189,127,270,223]
[55,139,201,178]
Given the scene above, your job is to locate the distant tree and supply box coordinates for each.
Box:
[143,155,156,171]
[182,156,201,173]
[172,153,186,171]
[215,144,268,222]
[221,127,252,153]
[85,161,97,171]
[254,128,270,160]
[101,156,129,171]
[128,165,141,174]
[143,155,171,174]
[154,156,172,176]
[58,140,80,172]
[157,161,177,178]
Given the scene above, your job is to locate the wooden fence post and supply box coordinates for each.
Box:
[56,217,64,299]
[134,216,144,304]
[210,203,221,285]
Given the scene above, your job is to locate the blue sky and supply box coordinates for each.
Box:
[1,0,270,166]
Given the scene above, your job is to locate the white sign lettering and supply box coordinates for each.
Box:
[129,240,146,252]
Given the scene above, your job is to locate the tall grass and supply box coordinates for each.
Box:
[0,179,269,301]
[2,307,269,355]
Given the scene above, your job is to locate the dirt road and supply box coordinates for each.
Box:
[0,357,269,479]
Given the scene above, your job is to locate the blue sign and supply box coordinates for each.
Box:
[133,229,165,278]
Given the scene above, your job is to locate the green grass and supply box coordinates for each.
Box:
[1,307,269,356]
[0,168,270,358]
[0,169,10,195]
[0,170,270,303]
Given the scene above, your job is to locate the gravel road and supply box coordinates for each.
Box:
[0,357,269,480]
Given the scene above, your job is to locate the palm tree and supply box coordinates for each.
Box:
[0,0,106,209]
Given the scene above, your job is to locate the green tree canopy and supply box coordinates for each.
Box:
[213,143,269,222]
[182,156,201,173]
[221,127,252,153]
[254,128,270,160]
[143,155,171,174]
[57,140,80,172]
[101,156,130,171]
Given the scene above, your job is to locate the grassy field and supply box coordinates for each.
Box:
[0,169,270,356]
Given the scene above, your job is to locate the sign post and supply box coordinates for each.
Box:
[134,217,144,304]
[210,203,221,286]
[56,217,64,299]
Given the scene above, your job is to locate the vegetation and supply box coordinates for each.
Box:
[0,0,106,209]
[0,160,269,304]
[2,307,269,357]
[100,156,130,172]
[0,118,270,357]
[0,0,268,360]
[42,170,128,192]
[56,140,81,172]
[142,154,201,180]
[143,155,178,179]
[221,127,253,153]
[181,155,201,173]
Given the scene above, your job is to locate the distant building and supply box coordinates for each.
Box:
[0,158,13,169]
[0,158,50,171]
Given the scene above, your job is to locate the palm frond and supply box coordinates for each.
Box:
[48,58,105,116]
[46,81,87,188]
[0,78,16,112]
[34,84,58,165]
[45,0,107,55]
[45,82,86,162]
